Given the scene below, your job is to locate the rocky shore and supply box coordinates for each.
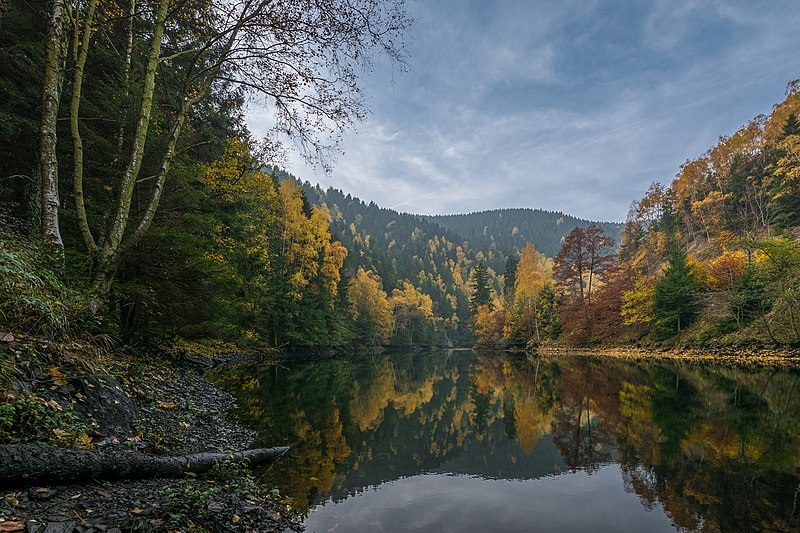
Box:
[0,334,303,532]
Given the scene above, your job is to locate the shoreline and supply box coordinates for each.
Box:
[0,335,304,532]
[533,344,800,367]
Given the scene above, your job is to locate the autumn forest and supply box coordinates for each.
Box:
[2,0,800,531]
[1,0,800,356]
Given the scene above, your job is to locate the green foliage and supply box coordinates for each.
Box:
[0,221,90,337]
[536,284,561,341]
[468,263,493,315]
[0,392,91,447]
[653,247,698,340]
[159,480,222,526]
[503,255,517,303]
[429,209,623,258]
[730,265,772,328]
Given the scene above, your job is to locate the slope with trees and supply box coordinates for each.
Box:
[428,209,623,258]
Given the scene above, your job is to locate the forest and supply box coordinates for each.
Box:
[471,83,800,349]
[3,1,800,531]
[2,0,800,356]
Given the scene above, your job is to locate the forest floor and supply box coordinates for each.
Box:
[0,333,303,533]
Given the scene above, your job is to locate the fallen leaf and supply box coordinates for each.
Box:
[157,402,177,410]
[131,507,143,515]
[0,521,25,532]
[52,428,70,439]
[231,515,241,524]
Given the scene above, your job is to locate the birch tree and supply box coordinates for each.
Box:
[42,0,412,302]
[39,0,70,251]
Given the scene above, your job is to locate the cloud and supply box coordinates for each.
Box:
[245,0,800,222]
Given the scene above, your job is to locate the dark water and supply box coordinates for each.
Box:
[211,351,800,532]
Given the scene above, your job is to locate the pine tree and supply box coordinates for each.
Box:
[653,247,698,340]
[469,262,493,315]
[503,255,517,304]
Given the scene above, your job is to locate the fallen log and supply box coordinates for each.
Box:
[0,444,289,486]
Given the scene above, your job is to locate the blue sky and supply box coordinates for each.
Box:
[246,0,800,222]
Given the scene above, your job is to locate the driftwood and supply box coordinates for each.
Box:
[0,444,289,485]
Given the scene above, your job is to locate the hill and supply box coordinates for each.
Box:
[427,209,623,258]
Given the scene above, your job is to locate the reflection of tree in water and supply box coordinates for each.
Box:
[594,361,800,532]
[212,353,800,530]
[549,361,614,472]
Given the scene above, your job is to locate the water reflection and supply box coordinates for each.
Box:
[211,352,800,532]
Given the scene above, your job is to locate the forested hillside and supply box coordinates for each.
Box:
[2,0,796,354]
[474,82,800,349]
[0,0,420,350]
[428,209,623,258]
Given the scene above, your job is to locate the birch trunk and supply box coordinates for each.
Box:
[92,0,170,294]
[91,4,244,300]
[39,0,69,251]
[114,0,136,163]
[71,0,99,253]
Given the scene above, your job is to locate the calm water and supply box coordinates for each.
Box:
[212,351,800,532]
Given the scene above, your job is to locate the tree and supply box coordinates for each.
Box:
[468,262,493,315]
[503,255,518,305]
[653,247,698,340]
[553,224,616,336]
[767,115,800,226]
[347,267,392,345]
[39,0,70,251]
[34,0,412,303]
[514,243,550,343]
[621,277,656,327]
[756,237,800,340]
[389,282,435,346]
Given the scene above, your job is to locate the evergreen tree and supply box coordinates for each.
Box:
[469,262,493,315]
[503,255,517,304]
[653,247,698,340]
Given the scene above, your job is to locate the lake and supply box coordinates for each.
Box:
[212,351,800,532]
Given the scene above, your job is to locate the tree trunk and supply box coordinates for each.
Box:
[114,0,137,163]
[39,0,70,251]
[0,444,289,485]
[71,0,99,253]
[100,0,169,269]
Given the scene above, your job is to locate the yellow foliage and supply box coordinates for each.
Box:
[347,267,392,344]
[621,277,656,325]
[686,255,712,289]
[708,250,747,290]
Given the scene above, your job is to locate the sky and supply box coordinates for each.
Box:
[246,0,800,223]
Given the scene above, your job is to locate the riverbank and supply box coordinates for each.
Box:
[535,344,800,367]
[0,333,303,532]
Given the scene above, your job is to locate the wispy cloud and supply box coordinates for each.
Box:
[246,0,800,222]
